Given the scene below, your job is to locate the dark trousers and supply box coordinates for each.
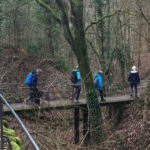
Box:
[29,87,43,104]
[130,83,138,97]
[72,85,81,101]
[98,89,104,101]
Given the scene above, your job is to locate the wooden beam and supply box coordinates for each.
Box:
[74,107,79,144]
[82,106,90,145]
[3,96,134,113]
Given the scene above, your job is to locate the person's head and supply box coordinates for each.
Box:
[98,70,103,75]
[75,65,79,69]
[36,69,42,75]
[132,66,136,71]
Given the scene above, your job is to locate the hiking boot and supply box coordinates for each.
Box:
[74,100,79,103]
[76,100,79,103]
[69,96,73,100]
[101,99,106,102]
[34,99,40,105]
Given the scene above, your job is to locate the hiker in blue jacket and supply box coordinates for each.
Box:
[25,69,43,105]
[94,70,105,101]
[128,66,140,98]
[70,65,81,102]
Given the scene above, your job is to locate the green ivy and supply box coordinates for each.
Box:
[86,89,105,143]
[3,120,22,150]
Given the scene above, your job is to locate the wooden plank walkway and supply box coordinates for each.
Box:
[3,95,135,112]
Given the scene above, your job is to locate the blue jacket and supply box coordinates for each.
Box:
[94,73,102,89]
[26,72,38,87]
[128,71,140,84]
[72,69,81,86]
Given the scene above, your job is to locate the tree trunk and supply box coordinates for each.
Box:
[69,0,105,143]
[36,0,105,143]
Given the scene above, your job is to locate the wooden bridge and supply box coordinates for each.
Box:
[3,94,136,144]
[1,80,146,145]
[3,95,134,112]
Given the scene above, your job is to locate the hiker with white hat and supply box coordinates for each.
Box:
[128,66,140,98]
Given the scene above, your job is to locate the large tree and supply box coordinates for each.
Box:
[35,0,105,143]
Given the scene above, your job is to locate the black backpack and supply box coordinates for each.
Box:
[71,71,78,83]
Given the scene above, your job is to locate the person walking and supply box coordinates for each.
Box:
[70,65,82,102]
[128,66,140,98]
[25,69,43,105]
[94,70,105,101]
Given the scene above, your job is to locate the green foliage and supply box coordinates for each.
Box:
[3,126,15,136]
[24,37,72,71]
[3,120,22,150]
[11,141,22,150]
[34,0,62,53]
[3,120,8,128]
[25,38,47,57]
[10,136,21,147]
[54,53,72,72]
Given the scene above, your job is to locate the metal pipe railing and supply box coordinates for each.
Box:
[0,93,40,150]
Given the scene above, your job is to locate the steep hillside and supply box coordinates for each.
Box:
[0,48,72,102]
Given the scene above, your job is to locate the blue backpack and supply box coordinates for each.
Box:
[25,72,32,86]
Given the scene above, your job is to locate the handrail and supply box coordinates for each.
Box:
[0,93,40,150]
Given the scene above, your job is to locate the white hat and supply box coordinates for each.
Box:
[132,66,136,71]
[75,65,79,69]
[36,69,42,73]
[98,70,103,74]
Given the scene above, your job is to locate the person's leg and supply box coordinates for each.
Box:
[29,87,35,101]
[75,86,81,102]
[134,83,138,97]
[130,83,134,97]
[32,87,40,105]
[24,87,32,103]
[99,89,105,101]
[70,86,76,100]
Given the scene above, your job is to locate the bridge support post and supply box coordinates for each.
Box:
[109,104,126,124]
[74,107,79,144]
[82,106,90,145]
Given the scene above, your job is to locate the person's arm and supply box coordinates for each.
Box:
[31,75,37,87]
[99,77,102,89]
[128,73,131,82]
[77,71,81,81]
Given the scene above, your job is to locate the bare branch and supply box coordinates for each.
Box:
[35,0,61,24]
[124,23,150,44]
[85,11,118,32]
[55,0,75,51]
[137,2,150,26]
